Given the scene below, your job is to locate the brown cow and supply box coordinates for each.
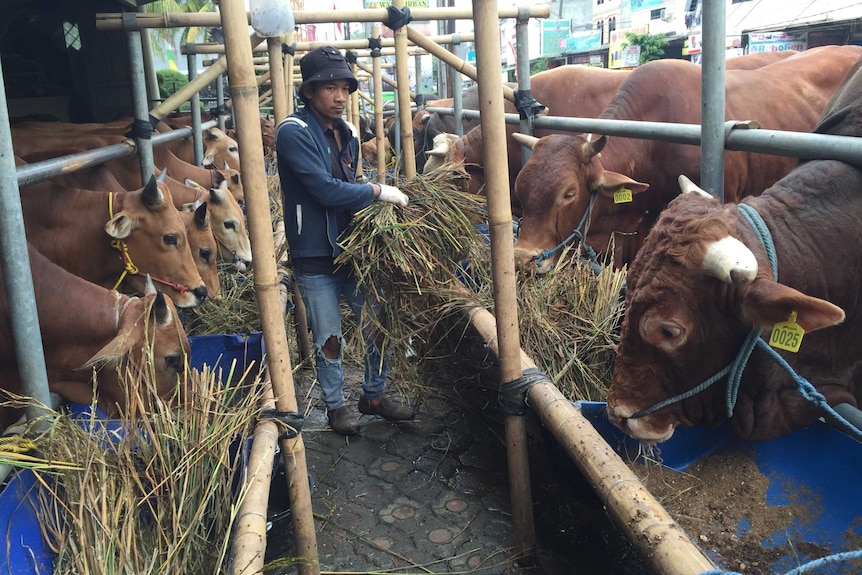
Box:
[512,45,862,273]
[0,245,189,428]
[607,55,862,442]
[175,177,253,271]
[19,173,208,308]
[606,167,862,442]
[180,202,221,299]
[420,66,632,211]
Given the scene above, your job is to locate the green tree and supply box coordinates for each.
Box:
[622,32,670,65]
[144,0,217,67]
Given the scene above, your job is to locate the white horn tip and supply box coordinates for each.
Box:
[703,236,758,286]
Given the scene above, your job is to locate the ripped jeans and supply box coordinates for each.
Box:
[294,270,388,410]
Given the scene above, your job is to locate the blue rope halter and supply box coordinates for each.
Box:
[629,203,862,442]
[531,191,601,273]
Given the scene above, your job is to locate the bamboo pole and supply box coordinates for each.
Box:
[268,34,311,368]
[463,306,717,575]
[393,0,416,179]
[405,25,517,106]
[219,2,318,574]
[96,8,550,30]
[372,25,386,184]
[472,0,535,561]
[285,33,296,116]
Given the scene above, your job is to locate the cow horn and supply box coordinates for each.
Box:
[581,134,607,158]
[152,290,173,327]
[512,133,539,150]
[678,174,714,199]
[156,169,168,184]
[420,114,431,125]
[144,274,157,296]
[194,201,209,228]
[702,236,758,286]
[142,176,165,207]
[209,184,226,205]
[223,161,230,170]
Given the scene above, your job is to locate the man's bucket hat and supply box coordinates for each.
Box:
[299,46,358,102]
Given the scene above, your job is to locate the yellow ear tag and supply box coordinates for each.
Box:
[768,311,804,353]
[613,188,633,204]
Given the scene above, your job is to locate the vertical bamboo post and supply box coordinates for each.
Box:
[473,0,537,563]
[219,2,319,574]
[392,0,416,179]
[372,25,386,184]
[284,32,296,116]
[276,42,313,368]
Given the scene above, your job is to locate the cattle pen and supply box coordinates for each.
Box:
[1,1,862,575]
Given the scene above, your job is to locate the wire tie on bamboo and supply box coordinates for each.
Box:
[281,41,296,56]
[499,367,551,417]
[259,409,304,439]
[602,477,642,510]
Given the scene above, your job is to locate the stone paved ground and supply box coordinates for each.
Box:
[262,355,649,575]
[261,361,585,574]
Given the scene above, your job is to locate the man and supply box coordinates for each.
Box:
[276,46,414,435]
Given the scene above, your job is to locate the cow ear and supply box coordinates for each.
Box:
[742,278,846,333]
[80,298,146,368]
[105,213,135,239]
[594,171,650,197]
[180,202,196,213]
[203,152,215,167]
[184,178,208,193]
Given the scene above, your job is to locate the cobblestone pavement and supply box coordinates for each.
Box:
[263,364,585,575]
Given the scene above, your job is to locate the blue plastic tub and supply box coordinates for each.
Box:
[188,331,265,379]
[577,401,862,574]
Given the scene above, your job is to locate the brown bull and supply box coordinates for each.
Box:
[0,245,189,429]
[607,166,862,442]
[512,45,862,273]
[19,174,208,308]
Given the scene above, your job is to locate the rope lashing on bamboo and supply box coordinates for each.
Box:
[699,548,862,575]
[499,367,552,416]
[344,50,357,65]
[281,41,296,56]
[124,116,157,141]
[259,409,304,440]
[385,5,412,30]
[209,104,230,118]
[513,88,545,125]
[368,37,382,58]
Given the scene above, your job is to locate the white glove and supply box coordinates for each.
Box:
[377,184,409,207]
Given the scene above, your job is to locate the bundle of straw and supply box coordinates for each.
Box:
[336,170,489,355]
[29,363,266,574]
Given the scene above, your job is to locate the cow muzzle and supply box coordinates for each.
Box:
[607,404,676,443]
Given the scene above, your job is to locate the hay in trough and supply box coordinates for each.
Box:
[26,363,266,574]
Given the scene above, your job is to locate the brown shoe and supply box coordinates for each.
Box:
[358,395,414,422]
[327,405,360,436]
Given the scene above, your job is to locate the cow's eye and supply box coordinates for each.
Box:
[165,354,182,372]
[563,190,577,200]
[199,249,212,263]
[661,326,681,339]
[224,221,236,231]
[163,234,178,246]
[229,146,238,153]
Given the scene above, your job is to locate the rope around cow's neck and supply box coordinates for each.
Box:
[107,192,190,295]
[531,190,601,273]
[628,203,862,442]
